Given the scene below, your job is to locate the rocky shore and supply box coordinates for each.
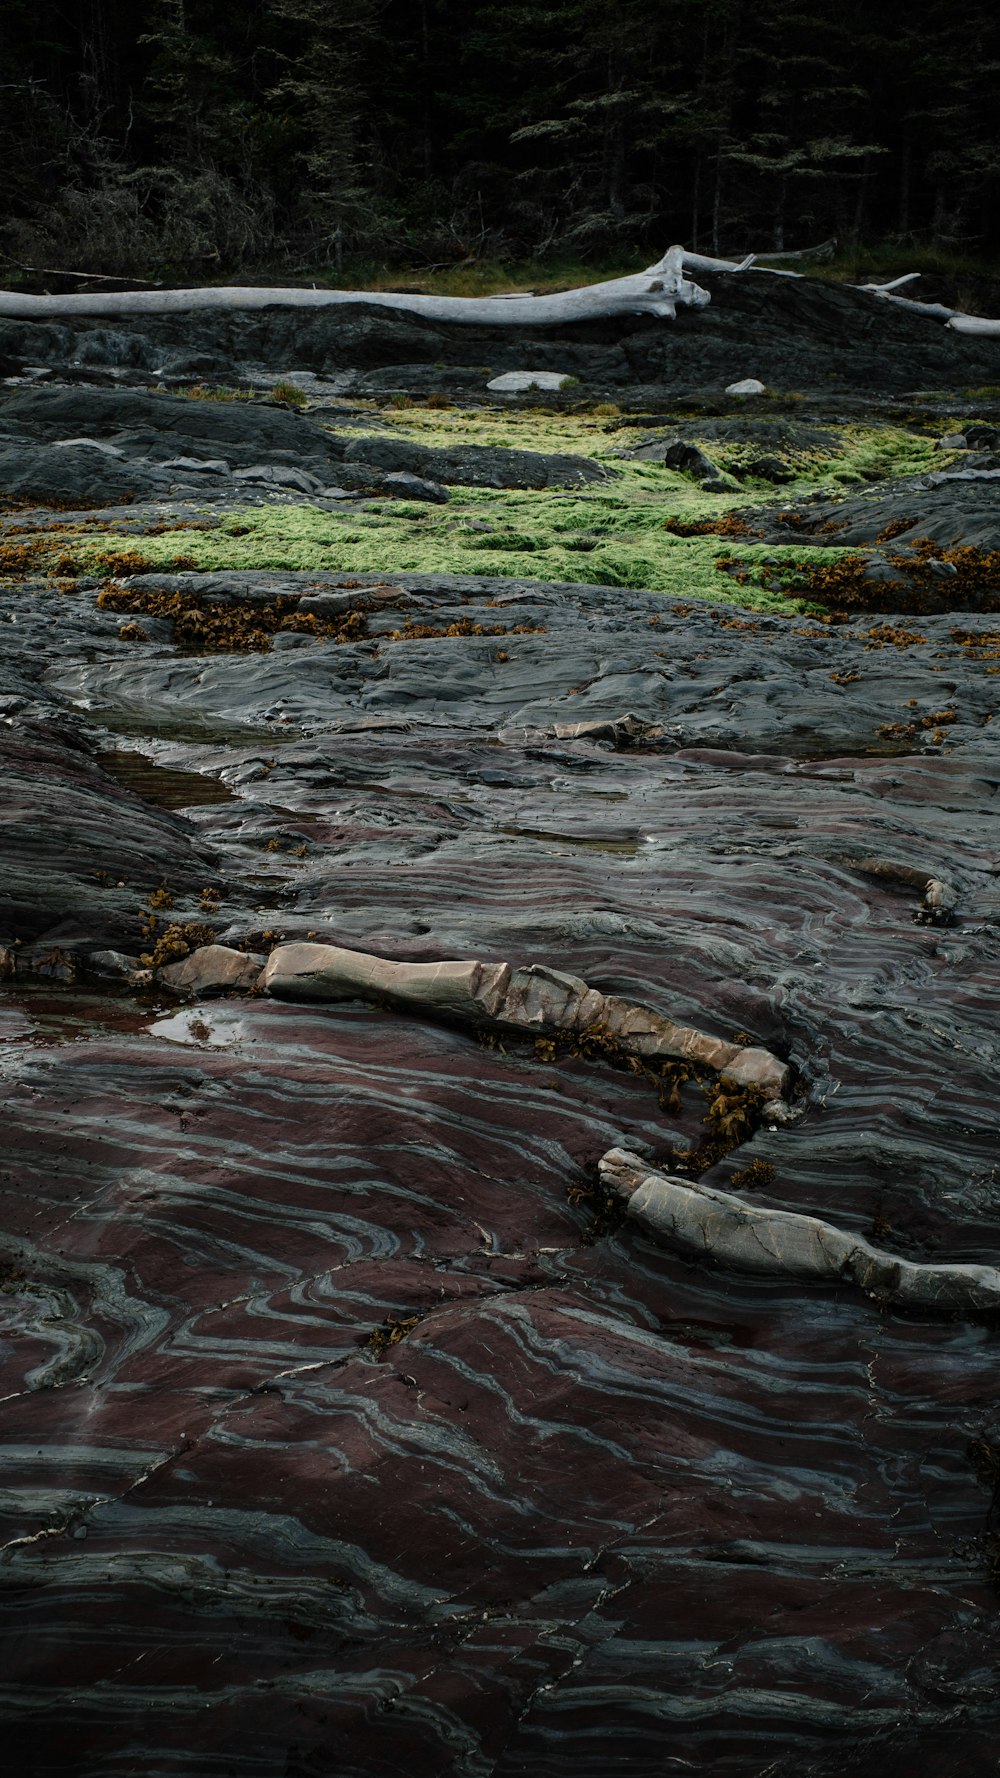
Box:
[2,276,999,1778]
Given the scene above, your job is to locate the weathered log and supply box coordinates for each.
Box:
[865,290,959,321]
[859,272,922,292]
[600,1149,1000,1317]
[856,273,1000,330]
[948,313,1000,337]
[0,246,709,323]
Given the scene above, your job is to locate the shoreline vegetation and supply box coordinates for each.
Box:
[3,399,995,623]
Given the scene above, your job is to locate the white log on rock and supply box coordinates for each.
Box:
[858,272,923,293]
[6,241,998,336]
[262,941,791,1098]
[600,1149,1000,1317]
[0,247,709,324]
[846,267,1000,331]
[864,290,959,321]
[948,313,1000,337]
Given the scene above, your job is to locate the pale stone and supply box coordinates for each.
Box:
[487,371,576,393]
[924,877,957,911]
[263,943,512,1022]
[87,949,139,980]
[725,378,767,396]
[600,1149,1000,1316]
[499,964,589,1029]
[159,944,264,995]
[720,1046,791,1096]
[262,942,790,1095]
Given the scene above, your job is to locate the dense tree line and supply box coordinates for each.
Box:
[2,0,998,279]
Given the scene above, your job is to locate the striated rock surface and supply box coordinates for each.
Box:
[2,295,1000,1776]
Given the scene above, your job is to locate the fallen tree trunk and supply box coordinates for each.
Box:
[865,289,959,321]
[709,254,1000,332]
[948,313,1000,337]
[0,246,709,323]
[857,272,1000,330]
[5,240,996,336]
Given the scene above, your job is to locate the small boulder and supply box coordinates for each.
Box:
[663,441,731,488]
[159,944,264,996]
[382,470,450,503]
[743,454,792,484]
[87,949,139,979]
[726,378,767,396]
[487,370,576,393]
[232,463,322,492]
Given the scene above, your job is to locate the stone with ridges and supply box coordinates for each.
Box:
[601,1148,1000,1315]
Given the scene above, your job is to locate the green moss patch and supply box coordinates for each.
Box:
[56,408,954,617]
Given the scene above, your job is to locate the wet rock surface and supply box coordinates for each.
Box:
[2,286,1000,1778]
[750,471,1000,552]
[0,385,607,505]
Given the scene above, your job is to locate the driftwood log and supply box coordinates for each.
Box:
[0,246,709,324]
[2,238,995,335]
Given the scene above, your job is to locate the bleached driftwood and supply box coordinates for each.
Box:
[856,271,1000,331]
[0,247,709,324]
[600,1149,1000,1317]
[5,236,993,334]
[684,254,1000,333]
[682,250,803,280]
[865,289,958,320]
[948,313,1000,337]
[858,272,922,292]
[682,238,836,277]
[262,941,791,1097]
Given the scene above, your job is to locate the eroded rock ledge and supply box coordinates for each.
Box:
[600,1149,1000,1316]
[261,941,791,1099]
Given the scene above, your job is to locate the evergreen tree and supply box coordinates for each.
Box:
[2,0,999,278]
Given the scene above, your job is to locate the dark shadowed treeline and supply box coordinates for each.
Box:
[2,0,998,278]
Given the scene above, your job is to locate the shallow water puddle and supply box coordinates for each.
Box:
[91,708,302,746]
[0,984,161,1047]
[498,823,641,855]
[97,748,236,810]
[149,1005,256,1048]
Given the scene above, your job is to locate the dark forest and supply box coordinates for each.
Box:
[3,0,999,280]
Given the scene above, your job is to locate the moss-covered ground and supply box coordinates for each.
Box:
[2,404,958,616]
